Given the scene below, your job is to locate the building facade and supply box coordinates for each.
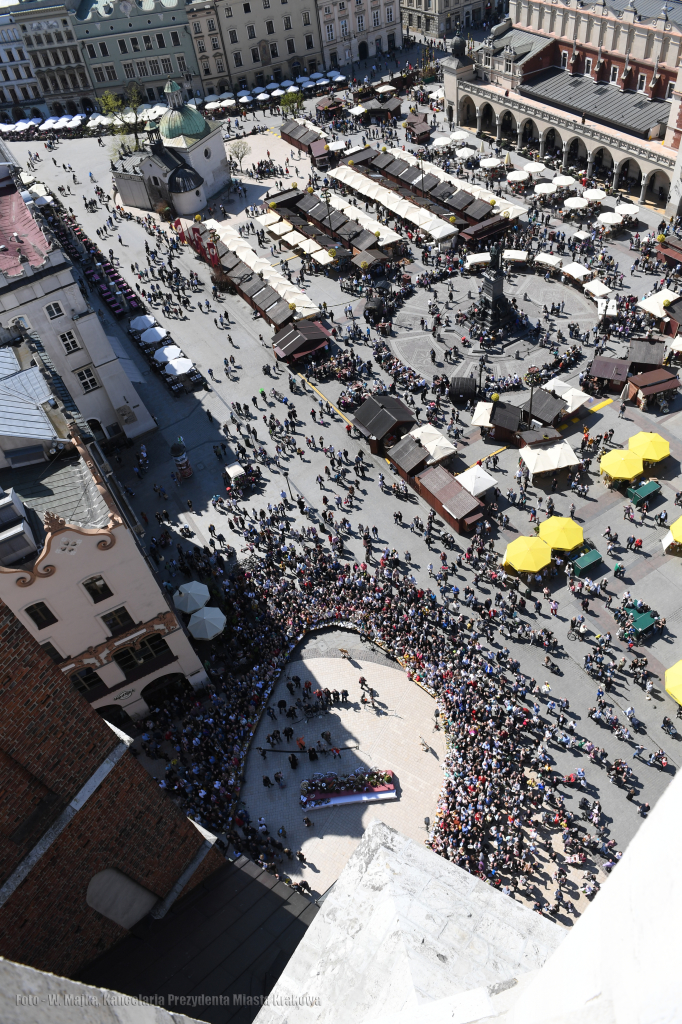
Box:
[443,0,682,209]
[0,12,47,123]
[0,598,221,977]
[186,0,323,97]
[12,1,96,117]
[317,0,402,70]
[400,0,498,41]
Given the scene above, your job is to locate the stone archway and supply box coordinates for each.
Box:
[140,672,191,708]
[65,100,78,115]
[564,136,589,171]
[479,101,495,138]
[644,167,670,206]
[541,126,563,162]
[518,117,539,152]
[358,40,369,60]
[499,108,516,142]
[617,157,642,196]
[590,146,614,183]
[459,94,476,127]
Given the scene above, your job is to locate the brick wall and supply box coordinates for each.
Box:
[0,600,223,977]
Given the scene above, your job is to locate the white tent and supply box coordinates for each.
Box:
[535,253,563,268]
[255,211,280,228]
[465,253,491,268]
[583,188,607,202]
[188,605,226,640]
[165,357,194,376]
[503,249,528,262]
[471,401,493,427]
[520,441,580,482]
[542,378,588,414]
[410,424,457,463]
[561,261,592,280]
[584,278,612,299]
[173,581,210,614]
[130,314,156,330]
[507,170,529,183]
[140,326,168,344]
[457,464,497,499]
[637,288,679,319]
[564,196,588,210]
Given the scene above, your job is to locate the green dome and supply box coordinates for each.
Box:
[159,103,209,140]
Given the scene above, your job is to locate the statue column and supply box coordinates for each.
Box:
[586,151,595,178]
[495,117,502,142]
[639,176,648,204]
[476,107,482,134]
[539,133,546,159]
[516,125,524,152]
[562,142,569,170]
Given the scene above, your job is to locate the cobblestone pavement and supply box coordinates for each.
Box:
[10,87,681,908]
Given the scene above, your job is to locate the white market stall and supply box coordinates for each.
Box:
[562,261,592,282]
[520,441,580,483]
[584,278,613,299]
[465,253,491,270]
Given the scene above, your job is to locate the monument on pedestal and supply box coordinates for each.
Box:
[469,241,513,334]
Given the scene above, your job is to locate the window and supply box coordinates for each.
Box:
[171,30,180,46]
[161,56,172,73]
[229,29,238,42]
[287,37,295,52]
[143,35,153,50]
[112,635,171,674]
[266,19,274,32]
[303,10,311,23]
[59,329,79,353]
[584,57,592,75]
[561,50,568,68]
[197,38,207,51]
[211,35,220,48]
[247,23,256,37]
[243,1,251,9]
[98,41,109,56]
[225,5,233,14]
[668,81,675,98]
[305,33,314,47]
[193,21,202,33]
[638,73,646,91]
[137,60,148,75]
[45,301,63,319]
[327,23,335,39]
[41,641,63,664]
[155,33,165,49]
[177,54,187,71]
[101,605,135,636]
[233,49,243,66]
[373,9,380,24]
[504,57,511,72]
[201,60,210,74]
[283,15,292,28]
[340,18,348,33]
[71,666,103,694]
[324,4,331,11]
[251,45,260,60]
[386,6,393,20]
[76,366,100,393]
[207,18,216,30]
[149,58,160,74]
[82,575,114,603]
[25,602,57,630]
[263,0,271,6]
[86,42,96,58]
[216,56,224,71]
[270,41,278,56]
[93,65,106,83]
[105,64,116,80]
[357,13,365,29]
[118,38,128,53]
[131,36,140,51]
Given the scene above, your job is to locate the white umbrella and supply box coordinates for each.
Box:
[583,188,607,202]
[240,96,253,103]
[450,129,471,142]
[188,605,226,640]
[301,81,315,88]
[615,203,639,217]
[376,84,396,94]
[432,137,452,149]
[534,181,557,195]
[457,147,475,158]
[203,93,219,103]
[564,195,588,210]
[66,118,81,128]
[13,123,30,132]
[137,103,152,114]
[317,79,330,86]
[30,117,43,125]
[38,122,54,131]
[34,195,53,206]
[480,157,501,169]
[295,75,309,83]
[553,174,576,187]
[205,101,221,110]
[309,72,324,80]
[255,93,269,101]
[140,326,168,344]
[598,211,623,226]
[266,81,280,90]
[221,98,236,107]
[286,85,299,93]
[130,314,156,330]
[524,162,547,175]
[154,344,183,363]
[330,74,346,81]
[280,79,294,87]
[272,89,285,97]
[237,90,251,97]
[173,581,210,614]
[219,91,234,99]
[165,357,194,376]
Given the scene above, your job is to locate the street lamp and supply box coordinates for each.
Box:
[282,468,293,500]
[320,186,332,231]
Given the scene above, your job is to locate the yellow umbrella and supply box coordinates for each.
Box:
[665,659,682,705]
[628,431,670,463]
[538,516,584,551]
[600,449,643,481]
[503,536,552,573]
[669,515,682,544]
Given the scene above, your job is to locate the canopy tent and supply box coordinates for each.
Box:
[574,230,591,240]
[524,162,547,175]
[637,288,679,319]
[456,147,476,159]
[583,188,607,202]
[310,249,335,265]
[375,84,396,94]
[520,441,580,481]
[564,196,588,210]
[600,449,644,480]
[503,536,552,573]
[670,515,682,544]
[598,211,623,227]
[432,137,453,149]
[584,278,612,298]
[153,344,182,364]
[298,238,321,254]
[188,605,226,640]
[140,326,168,344]
[410,424,457,463]
[255,211,281,228]
[553,174,577,187]
[502,249,528,262]
[538,516,584,551]
[349,105,367,115]
[535,253,563,268]
[480,157,502,168]
[465,253,491,268]
[130,314,156,330]
[268,220,293,236]
[457,464,497,498]
[562,261,592,280]
[534,182,557,195]
[471,401,493,427]
[164,357,194,376]
[615,203,639,218]
[280,230,307,246]
[665,660,682,705]
[542,378,588,414]
[173,581,210,614]
[628,431,670,463]
[450,130,471,142]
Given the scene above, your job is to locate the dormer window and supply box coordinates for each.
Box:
[504,58,511,72]
[561,51,568,68]
[484,53,490,67]
[584,57,592,75]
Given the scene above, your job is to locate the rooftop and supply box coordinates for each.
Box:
[0,457,111,534]
[0,184,50,277]
[520,70,671,137]
[478,26,552,63]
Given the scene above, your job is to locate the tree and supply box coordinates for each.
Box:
[280,91,303,117]
[100,82,148,150]
[228,139,251,171]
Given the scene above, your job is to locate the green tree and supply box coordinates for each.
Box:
[228,139,251,171]
[100,82,148,150]
[280,91,303,117]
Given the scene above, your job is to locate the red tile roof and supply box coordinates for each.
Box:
[0,185,49,277]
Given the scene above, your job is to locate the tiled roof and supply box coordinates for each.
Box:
[0,185,50,276]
